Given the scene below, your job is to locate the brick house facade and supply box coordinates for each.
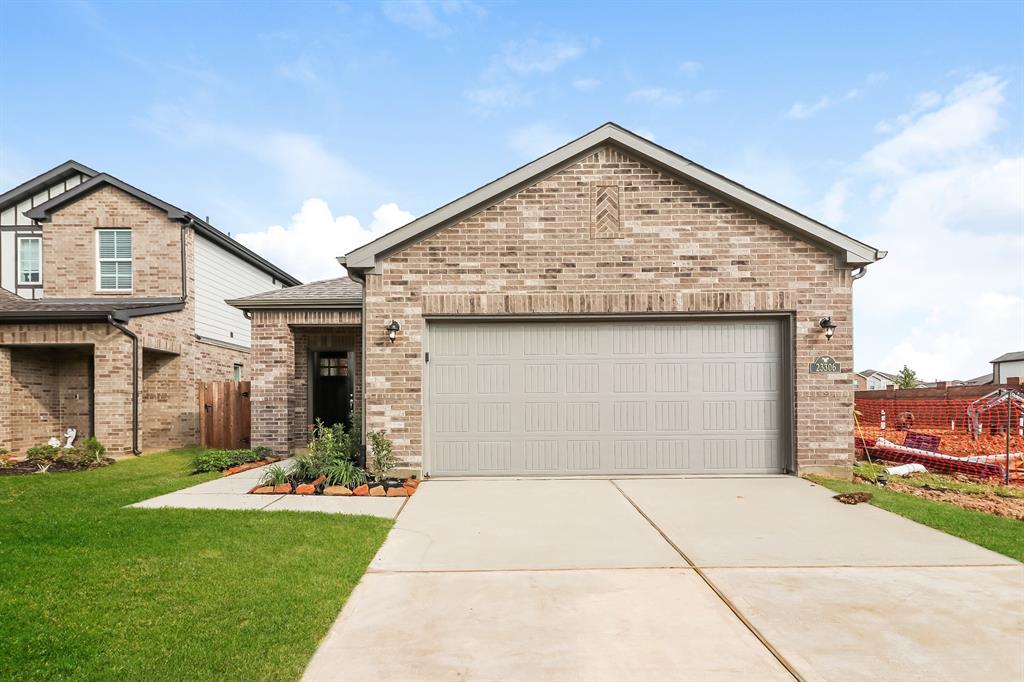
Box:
[0,163,299,456]
[236,124,885,478]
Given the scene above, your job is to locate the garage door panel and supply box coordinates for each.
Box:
[427,319,787,476]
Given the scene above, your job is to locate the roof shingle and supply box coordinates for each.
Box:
[227,277,362,309]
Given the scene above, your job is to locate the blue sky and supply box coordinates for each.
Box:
[1,0,1022,380]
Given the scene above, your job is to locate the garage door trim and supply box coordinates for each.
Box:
[422,313,795,477]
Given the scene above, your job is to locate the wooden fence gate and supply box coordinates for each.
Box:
[199,381,251,449]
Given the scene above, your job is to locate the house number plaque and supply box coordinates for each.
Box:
[809,355,841,373]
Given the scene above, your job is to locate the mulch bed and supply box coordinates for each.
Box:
[250,477,420,498]
[0,458,116,477]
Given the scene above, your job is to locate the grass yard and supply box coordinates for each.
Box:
[0,449,393,681]
[808,474,1024,562]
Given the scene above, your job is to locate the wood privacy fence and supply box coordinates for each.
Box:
[198,381,251,450]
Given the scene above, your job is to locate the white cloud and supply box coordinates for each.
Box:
[380,0,483,38]
[818,181,849,225]
[850,73,1024,380]
[787,95,833,119]
[874,90,942,134]
[628,88,714,107]
[499,38,585,74]
[465,83,531,110]
[862,73,1006,175]
[679,61,702,76]
[786,73,885,120]
[142,105,366,198]
[275,56,321,84]
[507,123,571,159]
[573,77,601,91]
[236,199,414,282]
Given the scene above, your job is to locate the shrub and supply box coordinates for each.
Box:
[260,464,290,487]
[324,460,367,488]
[79,437,106,465]
[368,430,396,481]
[190,449,264,473]
[289,451,332,483]
[25,444,61,473]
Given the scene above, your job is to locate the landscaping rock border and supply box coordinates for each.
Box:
[249,477,420,498]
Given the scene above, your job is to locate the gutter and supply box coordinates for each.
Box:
[107,312,141,455]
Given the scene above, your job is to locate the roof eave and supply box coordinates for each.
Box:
[0,160,99,209]
[226,299,362,311]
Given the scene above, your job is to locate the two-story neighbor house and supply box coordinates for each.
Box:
[0,161,299,456]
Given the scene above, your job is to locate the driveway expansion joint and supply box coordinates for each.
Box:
[609,479,805,682]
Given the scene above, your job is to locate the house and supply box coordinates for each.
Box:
[0,161,300,455]
[231,123,886,478]
[990,351,1024,385]
[854,369,898,391]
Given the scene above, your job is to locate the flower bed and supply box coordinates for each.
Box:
[245,418,412,498]
[0,439,113,477]
[249,477,419,497]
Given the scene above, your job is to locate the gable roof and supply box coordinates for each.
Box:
[0,160,98,209]
[227,277,362,309]
[340,122,886,272]
[23,172,301,286]
[856,369,897,381]
[991,351,1024,364]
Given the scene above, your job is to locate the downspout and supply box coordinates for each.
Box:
[180,218,193,301]
[108,313,141,455]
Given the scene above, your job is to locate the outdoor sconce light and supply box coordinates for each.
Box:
[386,320,401,343]
[818,316,838,341]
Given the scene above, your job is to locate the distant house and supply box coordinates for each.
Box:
[991,351,1024,384]
[855,369,898,391]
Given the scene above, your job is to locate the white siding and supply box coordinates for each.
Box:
[996,360,1024,383]
[0,232,14,292]
[194,234,285,347]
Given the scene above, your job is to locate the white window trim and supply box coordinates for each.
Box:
[17,236,42,285]
[95,229,133,292]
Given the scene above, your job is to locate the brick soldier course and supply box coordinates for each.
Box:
[237,123,885,478]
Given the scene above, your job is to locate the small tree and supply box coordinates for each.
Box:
[368,430,397,481]
[894,365,921,389]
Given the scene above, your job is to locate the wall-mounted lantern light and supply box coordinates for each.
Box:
[386,320,401,343]
[818,316,838,341]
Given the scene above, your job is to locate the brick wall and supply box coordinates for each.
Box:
[363,146,855,475]
[249,310,361,455]
[0,188,262,456]
[42,185,184,299]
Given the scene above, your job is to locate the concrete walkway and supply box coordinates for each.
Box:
[130,460,405,519]
[303,477,1024,682]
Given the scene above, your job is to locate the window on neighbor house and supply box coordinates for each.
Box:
[17,237,41,285]
[96,229,133,291]
[233,364,243,382]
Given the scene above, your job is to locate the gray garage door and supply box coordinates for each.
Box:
[426,319,788,477]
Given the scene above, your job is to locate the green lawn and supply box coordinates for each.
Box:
[808,474,1024,562]
[0,450,393,681]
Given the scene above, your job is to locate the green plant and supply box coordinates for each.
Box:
[368,430,396,481]
[260,464,290,487]
[252,445,273,459]
[80,437,106,465]
[324,460,368,488]
[25,444,61,473]
[190,449,264,473]
[894,365,922,389]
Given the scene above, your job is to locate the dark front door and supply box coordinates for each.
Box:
[312,352,353,429]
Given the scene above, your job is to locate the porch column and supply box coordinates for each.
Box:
[0,347,11,451]
[93,329,138,456]
[250,312,294,456]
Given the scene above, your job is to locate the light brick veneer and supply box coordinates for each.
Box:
[0,186,253,456]
[363,146,856,475]
[249,309,361,455]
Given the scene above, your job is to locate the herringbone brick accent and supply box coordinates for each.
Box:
[591,184,620,237]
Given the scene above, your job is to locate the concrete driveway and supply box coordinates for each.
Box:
[303,477,1023,682]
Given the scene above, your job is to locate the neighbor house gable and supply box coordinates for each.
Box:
[341,122,885,272]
